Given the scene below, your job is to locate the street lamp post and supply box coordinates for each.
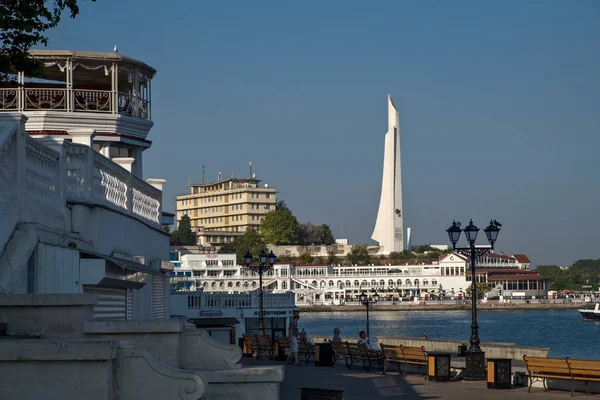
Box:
[244,249,277,336]
[359,290,379,343]
[446,219,501,381]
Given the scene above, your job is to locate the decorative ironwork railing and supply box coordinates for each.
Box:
[170,285,297,310]
[0,87,150,120]
[0,89,18,111]
[74,89,112,113]
[24,89,67,110]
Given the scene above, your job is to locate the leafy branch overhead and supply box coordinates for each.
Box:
[0,0,96,81]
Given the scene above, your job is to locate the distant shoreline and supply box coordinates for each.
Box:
[298,302,585,313]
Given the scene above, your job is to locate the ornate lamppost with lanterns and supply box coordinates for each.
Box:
[446,219,501,381]
[244,249,277,336]
[359,290,379,343]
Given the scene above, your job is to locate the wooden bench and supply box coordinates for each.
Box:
[345,342,384,372]
[275,336,290,361]
[524,355,600,396]
[567,358,600,395]
[331,341,350,366]
[380,344,428,375]
[255,334,274,360]
[298,338,315,364]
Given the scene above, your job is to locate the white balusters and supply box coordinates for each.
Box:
[24,136,60,210]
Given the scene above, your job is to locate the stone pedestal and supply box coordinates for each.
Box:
[464,349,486,381]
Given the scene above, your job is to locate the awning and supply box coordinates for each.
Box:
[80,250,153,289]
[189,318,239,328]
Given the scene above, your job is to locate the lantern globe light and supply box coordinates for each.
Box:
[259,250,267,265]
[268,250,276,265]
[373,292,380,302]
[243,251,252,267]
[446,221,462,246]
[359,291,367,304]
[463,219,479,244]
[484,220,501,246]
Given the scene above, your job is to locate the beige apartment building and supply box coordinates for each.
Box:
[176,177,277,247]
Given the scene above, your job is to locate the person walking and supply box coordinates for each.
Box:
[286,313,300,365]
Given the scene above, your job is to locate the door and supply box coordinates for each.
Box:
[151,273,166,319]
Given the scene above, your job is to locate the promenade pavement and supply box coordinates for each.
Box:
[243,357,600,400]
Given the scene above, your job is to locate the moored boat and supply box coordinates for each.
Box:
[579,303,600,321]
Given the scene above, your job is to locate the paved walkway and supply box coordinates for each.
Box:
[243,358,600,400]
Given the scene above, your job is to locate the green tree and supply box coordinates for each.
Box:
[172,215,196,246]
[227,227,267,265]
[1,1,96,81]
[298,223,335,245]
[260,209,299,245]
[347,245,370,266]
[161,225,170,234]
[299,252,313,264]
[466,282,492,299]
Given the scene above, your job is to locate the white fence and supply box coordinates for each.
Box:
[174,290,296,310]
[0,119,162,237]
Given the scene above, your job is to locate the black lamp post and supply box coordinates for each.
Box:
[446,219,501,381]
[416,281,420,298]
[359,290,379,343]
[244,249,277,336]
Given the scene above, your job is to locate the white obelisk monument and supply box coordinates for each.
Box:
[371,93,404,253]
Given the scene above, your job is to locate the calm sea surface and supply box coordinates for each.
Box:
[299,309,600,360]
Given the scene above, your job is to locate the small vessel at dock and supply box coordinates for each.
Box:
[579,303,600,321]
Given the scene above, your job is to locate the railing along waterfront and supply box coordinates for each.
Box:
[0,86,150,120]
[65,143,161,228]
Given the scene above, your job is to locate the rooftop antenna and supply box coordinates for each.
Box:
[202,165,205,184]
[249,161,252,179]
[217,172,221,181]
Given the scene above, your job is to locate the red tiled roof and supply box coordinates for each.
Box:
[484,253,514,260]
[512,254,531,264]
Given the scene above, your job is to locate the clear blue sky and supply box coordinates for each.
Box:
[44,0,599,267]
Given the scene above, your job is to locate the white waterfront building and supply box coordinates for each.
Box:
[0,50,282,399]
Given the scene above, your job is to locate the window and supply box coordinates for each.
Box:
[266,193,271,199]
[93,143,102,152]
[282,281,288,290]
[109,146,133,158]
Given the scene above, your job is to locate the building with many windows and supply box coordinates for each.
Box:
[176,177,277,247]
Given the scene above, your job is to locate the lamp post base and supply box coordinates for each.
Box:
[464,349,486,381]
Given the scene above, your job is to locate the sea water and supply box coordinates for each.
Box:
[299,309,600,359]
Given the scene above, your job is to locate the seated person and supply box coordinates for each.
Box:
[357,331,382,356]
[332,327,342,343]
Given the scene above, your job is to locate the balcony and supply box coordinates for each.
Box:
[0,50,154,126]
[0,86,150,120]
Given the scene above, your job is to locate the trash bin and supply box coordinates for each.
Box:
[274,340,287,361]
[458,344,467,356]
[487,358,512,389]
[427,352,452,382]
[314,343,334,367]
[300,388,343,400]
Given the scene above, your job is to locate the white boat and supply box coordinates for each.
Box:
[579,303,600,321]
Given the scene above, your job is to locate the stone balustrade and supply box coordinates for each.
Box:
[65,142,162,228]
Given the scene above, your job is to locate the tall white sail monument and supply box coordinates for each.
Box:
[371,94,404,253]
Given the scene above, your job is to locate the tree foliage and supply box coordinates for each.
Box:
[171,215,196,246]
[466,282,492,299]
[347,245,370,266]
[218,227,266,265]
[0,0,96,81]
[298,223,335,245]
[260,209,300,245]
[536,260,600,291]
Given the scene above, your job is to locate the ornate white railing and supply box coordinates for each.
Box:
[118,92,149,119]
[24,88,67,110]
[131,175,161,224]
[0,89,18,111]
[0,124,18,217]
[64,143,161,228]
[25,136,60,209]
[73,89,112,112]
[0,86,150,120]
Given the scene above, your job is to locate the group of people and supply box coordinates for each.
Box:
[284,314,428,364]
